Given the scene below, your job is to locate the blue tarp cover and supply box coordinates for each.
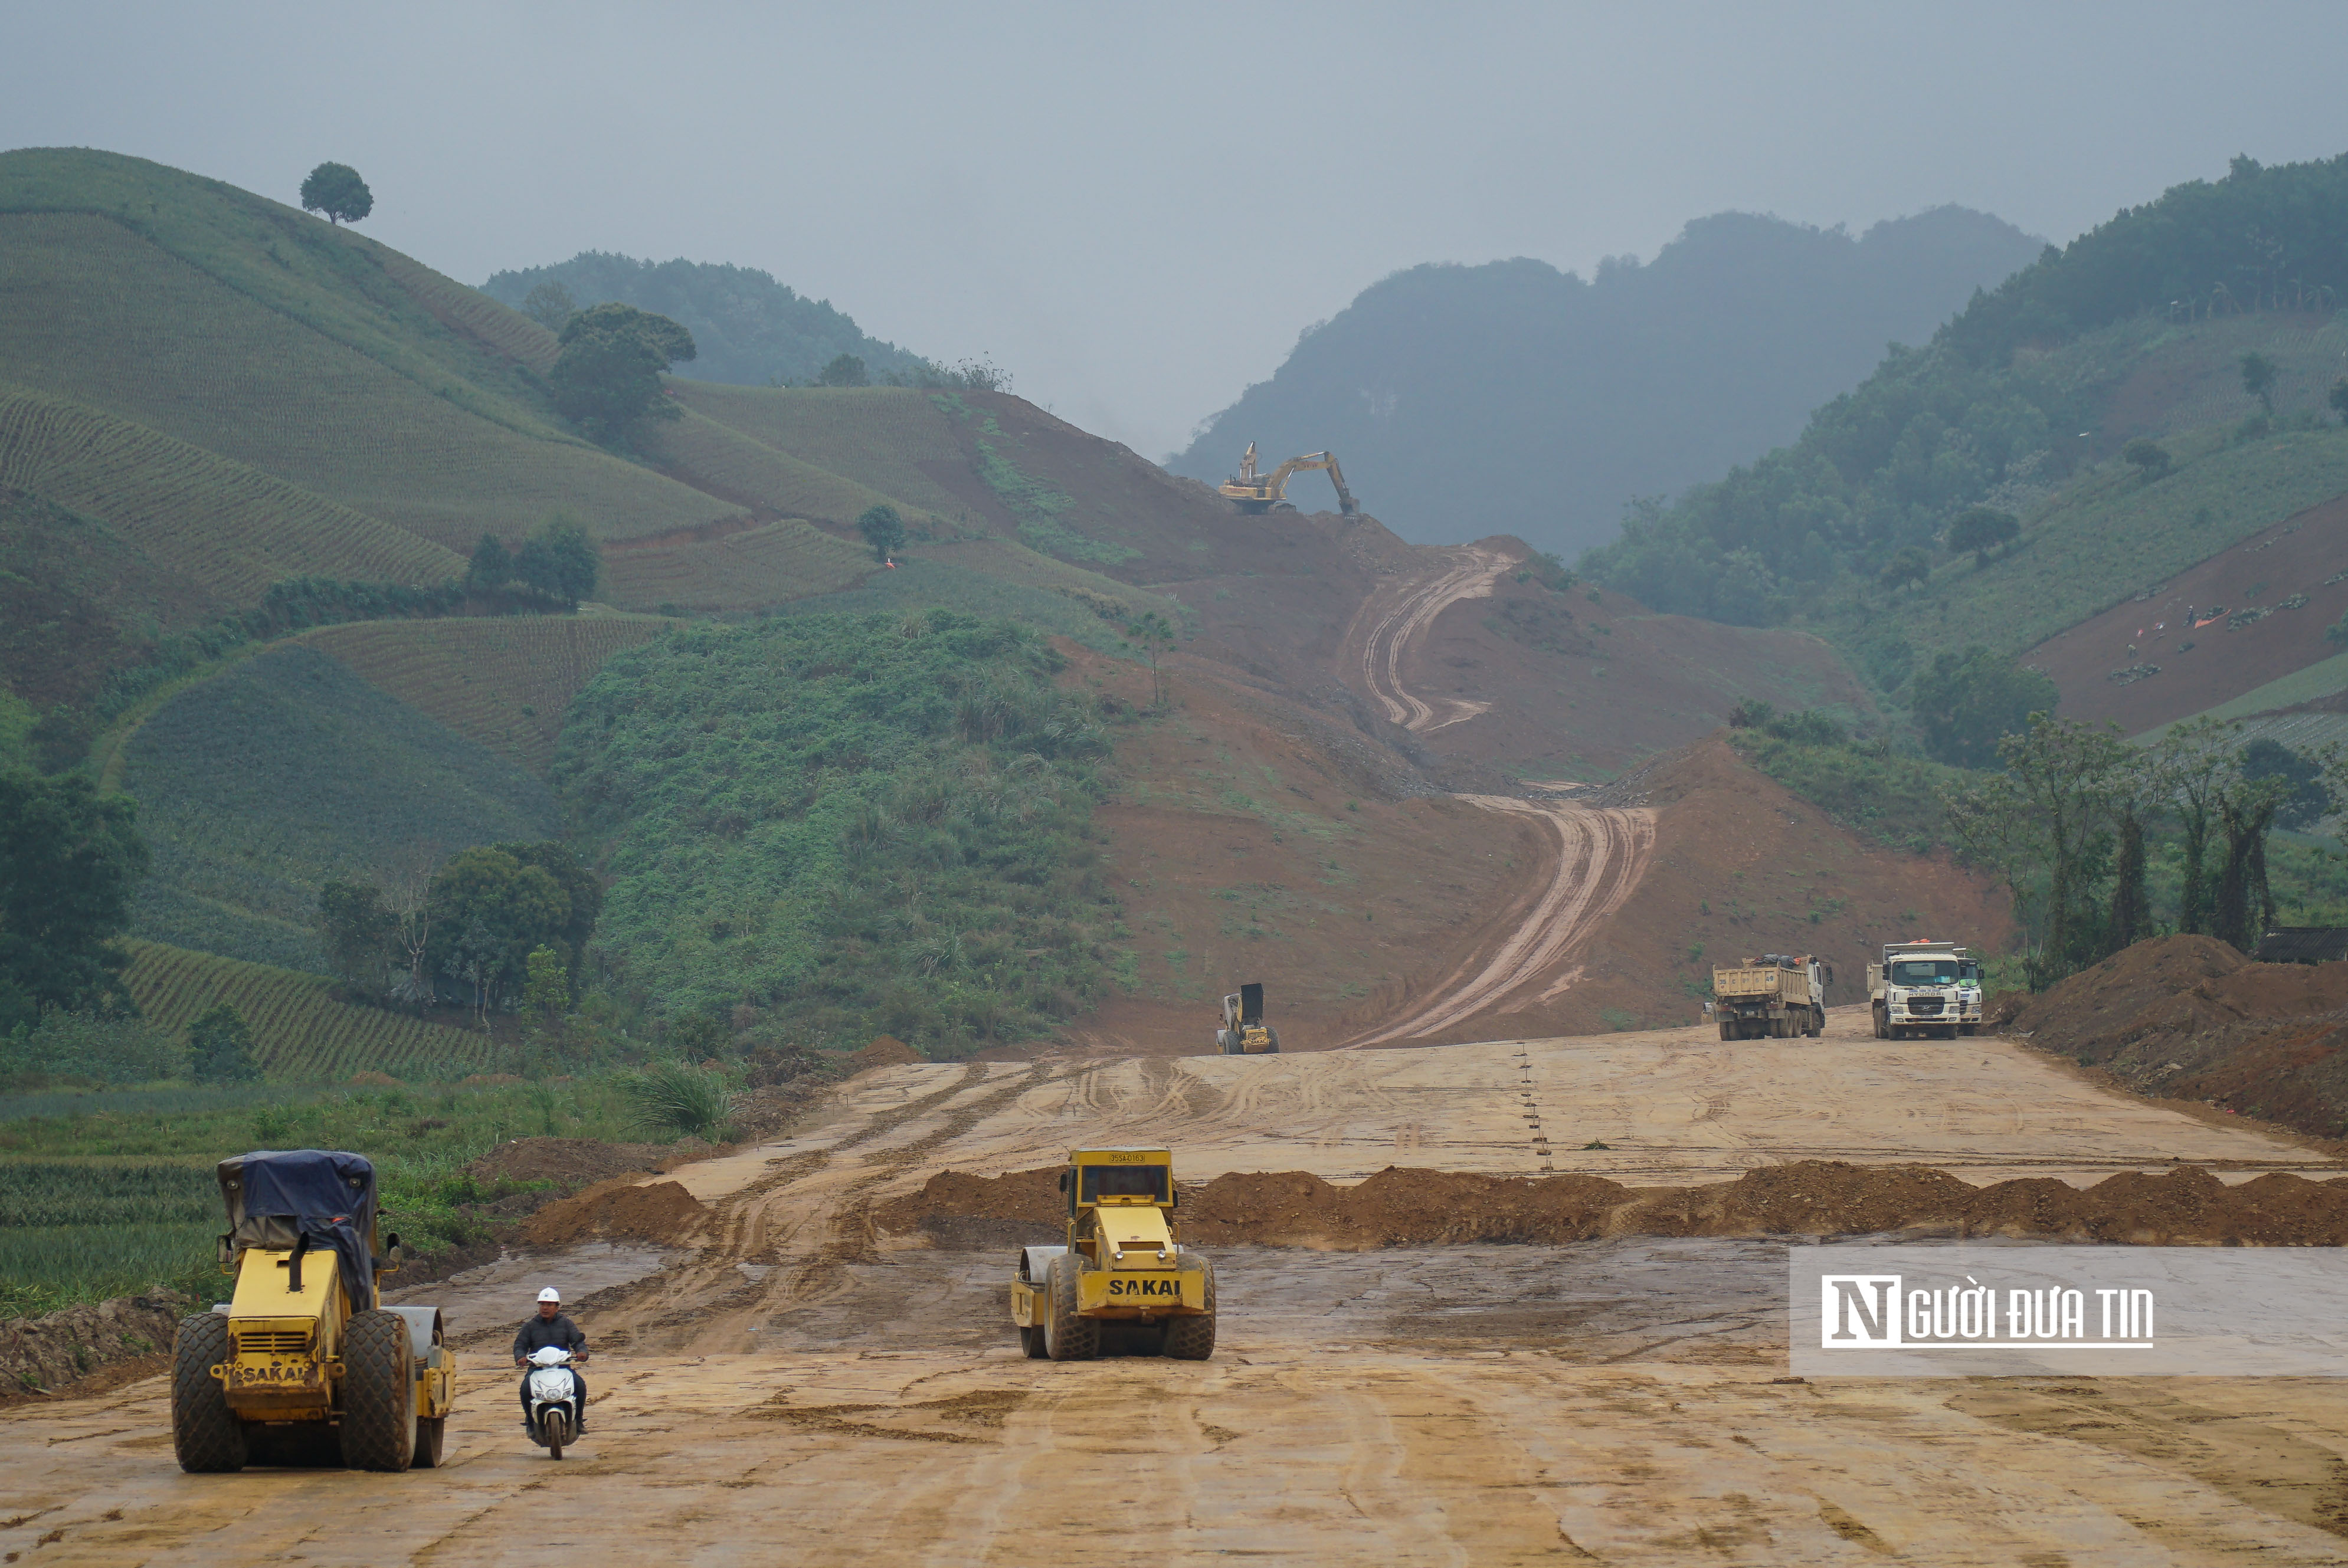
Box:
[217,1149,378,1312]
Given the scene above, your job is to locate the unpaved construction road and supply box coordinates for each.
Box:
[9,1016,2348,1566]
[1344,543,1514,734]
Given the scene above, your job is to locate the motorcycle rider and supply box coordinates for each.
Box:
[513,1286,589,1434]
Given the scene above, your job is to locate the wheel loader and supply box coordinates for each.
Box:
[171,1149,456,1472]
[1215,982,1279,1055]
[1008,1147,1215,1362]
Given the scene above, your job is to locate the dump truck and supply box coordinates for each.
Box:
[1216,982,1279,1054]
[1220,442,1361,516]
[171,1149,456,1472]
[1868,940,1984,1040]
[1711,953,1830,1039]
[1008,1147,1215,1362]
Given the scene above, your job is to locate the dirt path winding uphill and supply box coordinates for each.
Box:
[1347,795,1656,1047]
[1343,543,1515,732]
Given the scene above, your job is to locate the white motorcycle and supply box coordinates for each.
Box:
[522,1346,586,1459]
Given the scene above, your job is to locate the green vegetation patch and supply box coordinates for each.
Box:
[1726,707,1970,854]
[122,645,558,972]
[965,412,1139,566]
[557,611,1121,1056]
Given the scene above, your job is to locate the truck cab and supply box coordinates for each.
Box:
[1868,942,1984,1040]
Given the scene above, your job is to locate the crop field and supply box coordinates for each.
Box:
[673,383,977,520]
[297,612,673,773]
[0,385,464,601]
[122,645,559,971]
[647,402,939,529]
[120,940,493,1081]
[364,240,559,376]
[0,211,738,552]
[1882,424,2348,665]
[601,519,873,612]
[0,147,562,438]
[2078,310,2348,446]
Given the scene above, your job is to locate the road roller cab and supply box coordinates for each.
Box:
[171,1149,456,1472]
[1008,1147,1217,1362]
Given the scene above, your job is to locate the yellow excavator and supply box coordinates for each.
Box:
[1219,443,1360,517]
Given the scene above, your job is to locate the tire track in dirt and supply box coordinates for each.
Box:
[1341,543,1515,733]
[1349,797,1655,1047]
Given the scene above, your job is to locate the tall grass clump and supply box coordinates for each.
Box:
[618,1060,737,1141]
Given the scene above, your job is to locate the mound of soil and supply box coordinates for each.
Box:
[879,1159,2348,1248]
[525,1177,711,1246]
[2007,934,2348,1139]
[0,1289,189,1402]
[842,1035,924,1074]
[467,1136,676,1194]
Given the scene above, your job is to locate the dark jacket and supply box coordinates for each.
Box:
[513,1312,587,1361]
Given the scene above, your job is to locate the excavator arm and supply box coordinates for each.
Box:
[1221,450,1360,516]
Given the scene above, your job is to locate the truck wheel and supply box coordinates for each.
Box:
[1163,1258,1217,1362]
[1264,1027,1281,1054]
[1044,1255,1099,1362]
[340,1310,417,1472]
[1872,1008,1888,1040]
[171,1311,247,1474]
[1960,1024,1977,1038]
[1717,1020,1734,1042]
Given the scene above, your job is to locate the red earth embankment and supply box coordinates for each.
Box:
[876,1159,2348,1248]
[2006,933,2348,1139]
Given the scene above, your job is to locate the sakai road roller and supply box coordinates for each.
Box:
[1008,1147,1215,1361]
[171,1149,456,1472]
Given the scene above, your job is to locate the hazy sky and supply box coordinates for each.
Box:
[10,3,2348,458]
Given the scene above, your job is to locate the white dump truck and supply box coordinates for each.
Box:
[1868,941,1984,1040]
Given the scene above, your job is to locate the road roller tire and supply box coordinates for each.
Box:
[1044,1255,1099,1362]
[340,1310,416,1472]
[1163,1257,1217,1362]
[171,1311,247,1474]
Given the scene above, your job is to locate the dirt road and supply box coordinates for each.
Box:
[9,1025,2343,1565]
[1344,543,1515,733]
[1348,795,1655,1047]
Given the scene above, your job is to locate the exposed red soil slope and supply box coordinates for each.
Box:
[876,1159,2348,1247]
[2007,934,2348,1139]
[2028,497,2348,733]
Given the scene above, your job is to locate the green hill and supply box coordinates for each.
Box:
[122,645,559,972]
[1585,153,2348,634]
[482,251,925,388]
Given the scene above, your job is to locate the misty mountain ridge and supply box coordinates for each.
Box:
[482,251,926,388]
[1170,206,2043,555]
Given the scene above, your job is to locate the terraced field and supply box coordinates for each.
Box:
[673,383,977,519]
[0,385,463,599]
[122,645,559,971]
[601,519,873,612]
[120,940,491,1080]
[0,211,737,551]
[298,613,674,772]
[647,403,940,528]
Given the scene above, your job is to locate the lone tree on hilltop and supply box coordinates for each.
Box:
[299,162,373,225]
[2241,351,2278,415]
[2122,439,2172,482]
[519,281,577,332]
[550,302,696,444]
[1946,507,2020,569]
[857,504,907,562]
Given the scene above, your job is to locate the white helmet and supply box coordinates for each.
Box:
[537,1287,560,1304]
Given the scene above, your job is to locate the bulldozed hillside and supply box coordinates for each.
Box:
[0,148,1995,1061]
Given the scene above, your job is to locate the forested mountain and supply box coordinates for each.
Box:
[1584,154,2348,632]
[1168,206,2041,553]
[482,252,926,388]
